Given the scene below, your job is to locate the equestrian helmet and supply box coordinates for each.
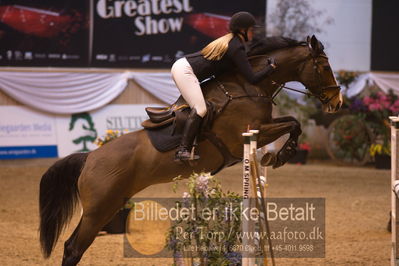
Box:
[229,12,256,33]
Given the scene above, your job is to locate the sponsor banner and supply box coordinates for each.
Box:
[0,0,264,68]
[92,0,266,68]
[0,106,58,158]
[0,145,58,159]
[0,104,160,159]
[56,104,159,157]
[0,0,89,67]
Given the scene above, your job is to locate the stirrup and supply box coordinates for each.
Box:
[174,147,200,161]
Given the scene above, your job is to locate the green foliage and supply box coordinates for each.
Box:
[336,70,360,89]
[166,172,243,265]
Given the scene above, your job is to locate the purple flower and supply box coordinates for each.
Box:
[349,98,367,112]
[196,173,212,195]
[226,252,242,265]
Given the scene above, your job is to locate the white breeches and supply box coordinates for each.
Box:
[171,57,207,118]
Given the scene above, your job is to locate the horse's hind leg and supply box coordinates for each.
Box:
[61,214,102,266]
[62,207,122,266]
[62,220,82,266]
[61,177,130,266]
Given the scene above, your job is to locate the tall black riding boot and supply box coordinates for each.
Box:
[175,109,203,161]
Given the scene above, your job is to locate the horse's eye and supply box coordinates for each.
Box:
[323,66,331,71]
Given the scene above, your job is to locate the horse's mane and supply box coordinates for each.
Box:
[247,36,307,56]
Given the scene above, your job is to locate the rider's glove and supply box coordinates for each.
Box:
[267,58,277,69]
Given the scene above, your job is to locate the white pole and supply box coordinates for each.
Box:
[390,116,399,266]
[250,130,275,266]
[249,130,260,192]
[242,132,253,266]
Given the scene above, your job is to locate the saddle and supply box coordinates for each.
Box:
[142,97,190,131]
[141,95,241,174]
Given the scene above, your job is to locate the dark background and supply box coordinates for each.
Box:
[371,0,399,71]
[0,0,89,66]
[0,0,265,68]
[92,0,266,68]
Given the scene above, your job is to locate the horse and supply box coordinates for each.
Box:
[39,35,342,265]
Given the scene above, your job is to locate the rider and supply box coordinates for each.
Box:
[172,11,277,161]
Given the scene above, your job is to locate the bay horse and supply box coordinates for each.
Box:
[39,35,342,265]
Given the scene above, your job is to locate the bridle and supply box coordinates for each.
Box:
[211,45,342,111]
[271,49,341,105]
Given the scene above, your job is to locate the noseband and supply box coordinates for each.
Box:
[271,50,341,105]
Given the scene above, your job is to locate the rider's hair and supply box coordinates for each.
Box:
[201,33,234,61]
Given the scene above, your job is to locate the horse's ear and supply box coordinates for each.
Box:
[310,35,323,54]
[310,35,319,50]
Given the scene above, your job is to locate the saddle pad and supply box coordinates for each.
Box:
[146,123,182,152]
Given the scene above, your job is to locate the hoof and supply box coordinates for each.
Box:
[272,159,284,169]
[260,152,277,167]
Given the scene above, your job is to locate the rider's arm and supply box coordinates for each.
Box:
[230,46,276,84]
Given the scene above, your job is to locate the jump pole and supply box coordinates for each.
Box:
[249,131,261,265]
[243,131,275,266]
[242,132,255,266]
[390,116,399,266]
[249,130,267,204]
[249,130,275,266]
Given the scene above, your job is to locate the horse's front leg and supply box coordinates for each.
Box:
[257,116,302,168]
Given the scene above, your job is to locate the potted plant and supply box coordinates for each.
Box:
[370,143,391,169]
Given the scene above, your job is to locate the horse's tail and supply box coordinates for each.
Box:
[39,152,88,258]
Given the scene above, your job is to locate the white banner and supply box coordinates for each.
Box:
[55,104,159,157]
[0,104,164,159]
[0,106,58,158]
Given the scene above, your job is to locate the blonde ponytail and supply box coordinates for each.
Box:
[201,33,234,60]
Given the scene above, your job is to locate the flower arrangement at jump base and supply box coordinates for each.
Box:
[167,172,243,266]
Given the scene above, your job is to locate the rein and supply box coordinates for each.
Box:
[270,52,341,105]
[270,81,340,105]
[210,46,341,111]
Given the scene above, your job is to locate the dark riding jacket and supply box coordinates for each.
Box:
[185,35,273,83]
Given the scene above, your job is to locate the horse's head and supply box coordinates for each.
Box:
[248,35,342,113]
[297,35,343,113]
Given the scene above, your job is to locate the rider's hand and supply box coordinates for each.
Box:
[267,58,277,69]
